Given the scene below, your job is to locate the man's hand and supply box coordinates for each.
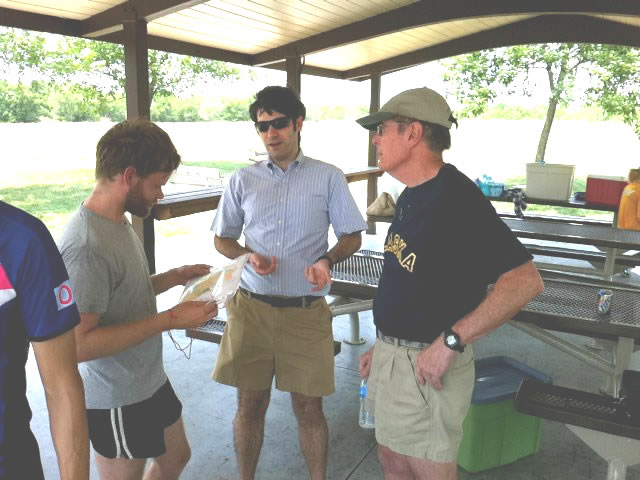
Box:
[249,253,277,275]
[415,339,457,391]
[166,301,218,330]
[304,259,332,292]
[174,264,211,286]
[359,347,374,378]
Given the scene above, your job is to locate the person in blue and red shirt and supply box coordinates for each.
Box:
[0,201,89,480]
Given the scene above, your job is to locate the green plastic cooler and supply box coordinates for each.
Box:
[457,356,552,473]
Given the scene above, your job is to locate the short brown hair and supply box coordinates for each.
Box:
[629,168,640,183]
[95,118,181,180]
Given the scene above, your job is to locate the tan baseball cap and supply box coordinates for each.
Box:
[356,87,456,130]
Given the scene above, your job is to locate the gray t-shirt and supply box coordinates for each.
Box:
[58,205,166,409]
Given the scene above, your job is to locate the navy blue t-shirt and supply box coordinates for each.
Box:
[373,164,532,343]
[0,202,80,478]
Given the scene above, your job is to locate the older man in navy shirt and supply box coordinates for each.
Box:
[212,86,367,480]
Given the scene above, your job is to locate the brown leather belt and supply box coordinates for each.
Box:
[239,287,322,308]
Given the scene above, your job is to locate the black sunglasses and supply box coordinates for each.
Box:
[254,116,292,133]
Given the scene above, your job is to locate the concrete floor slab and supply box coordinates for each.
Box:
[26,273,640,479]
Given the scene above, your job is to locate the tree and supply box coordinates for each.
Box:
[0,27,240,113]
[443,44,640,162]
[0,80,50,122]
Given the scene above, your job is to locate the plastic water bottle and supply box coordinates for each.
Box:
[359,378,375,428]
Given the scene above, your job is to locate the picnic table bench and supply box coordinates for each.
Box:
[516,374,640,480]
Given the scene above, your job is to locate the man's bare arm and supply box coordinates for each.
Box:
[415,261,543,390]
[453,260,543,345]
[32,330,89,480]
[306,232,363,291]
[75,301,218,362]
[151,264,212,295]
[214,235,276,275]
[323,231,362,266]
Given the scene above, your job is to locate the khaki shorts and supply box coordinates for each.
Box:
[212,289,335,397]
[367,338,475,462]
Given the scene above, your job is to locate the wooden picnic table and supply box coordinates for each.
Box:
[486,193,619,224]
[486,194,618,212]
[500,218,640,251]
[151,166,382,221]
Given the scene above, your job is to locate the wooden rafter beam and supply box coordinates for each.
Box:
[80,0,210,37]
[343,14,640,81]
[100,31,346,78]
[253,0,640,66]
[0,6,81,36]
[262,61,344,80]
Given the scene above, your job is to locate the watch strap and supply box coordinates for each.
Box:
[315,254,334,268]
[444,327,465,353]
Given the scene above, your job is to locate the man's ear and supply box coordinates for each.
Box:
[295,116,303,132]
[406,122,423,146]
[122,166,139,188]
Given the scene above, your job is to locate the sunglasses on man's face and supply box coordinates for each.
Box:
[254,116,292,133]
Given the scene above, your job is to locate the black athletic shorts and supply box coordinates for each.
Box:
[86,380,182,459]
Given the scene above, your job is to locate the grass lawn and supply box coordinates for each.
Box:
[183,160,252,175]
[0,169,95,238]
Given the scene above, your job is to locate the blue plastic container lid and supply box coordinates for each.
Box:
[471,356,552,405]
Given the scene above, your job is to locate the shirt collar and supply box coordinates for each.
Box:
[266,150,305,172]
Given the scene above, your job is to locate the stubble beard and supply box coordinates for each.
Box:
[125,186,152,218]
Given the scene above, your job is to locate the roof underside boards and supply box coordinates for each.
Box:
[0,1,639,80]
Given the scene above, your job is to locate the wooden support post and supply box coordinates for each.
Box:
[123,19,156,273]
[367,73,381,234]
[286,55,302,96]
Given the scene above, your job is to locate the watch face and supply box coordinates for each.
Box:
[445,334,457,346]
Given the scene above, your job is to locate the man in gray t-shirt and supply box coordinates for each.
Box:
[58,119,218,479]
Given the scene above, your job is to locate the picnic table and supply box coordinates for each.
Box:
[152,166,382,221]
[501,217,640,279]
[486,193,618,222]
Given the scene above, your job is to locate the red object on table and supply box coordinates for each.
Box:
[586,175,628,207]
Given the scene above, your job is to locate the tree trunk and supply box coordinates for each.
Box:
[535,96,558,163]
[535,60,569,163]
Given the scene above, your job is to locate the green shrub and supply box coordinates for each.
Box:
[0,80,50,122]
[54,89,102,122]
[151,95,203,121]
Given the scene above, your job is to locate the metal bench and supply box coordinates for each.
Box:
[516,377,640,480]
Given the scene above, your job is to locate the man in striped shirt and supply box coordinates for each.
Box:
[212,86,367,480]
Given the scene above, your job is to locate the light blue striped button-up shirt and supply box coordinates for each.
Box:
[212,151,367,296]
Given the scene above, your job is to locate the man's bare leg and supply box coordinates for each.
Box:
[291,392,328,480]
[233,389,271,480]
[378,445,457,480]
[94,453,146,480]
[144,417,191,480]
